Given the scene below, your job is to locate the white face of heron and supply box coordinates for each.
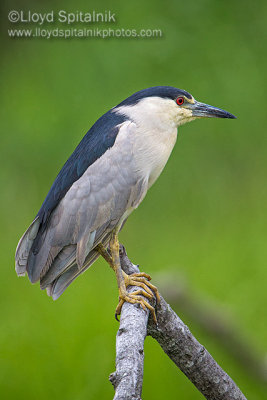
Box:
[114,95,196,130]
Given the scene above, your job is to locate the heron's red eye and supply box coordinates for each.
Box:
[176,97,184,106]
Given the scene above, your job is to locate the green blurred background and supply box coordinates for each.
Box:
[1,0,266,398]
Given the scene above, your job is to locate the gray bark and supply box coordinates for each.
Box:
[147,298,246,400]
[109,245,247,400]
[109,250,147,400]
[159,273,267,383]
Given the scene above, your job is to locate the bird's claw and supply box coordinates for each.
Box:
[115,313,120,322]
[115,272,160,324]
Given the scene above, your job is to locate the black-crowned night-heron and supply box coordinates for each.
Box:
[15,86,236,321]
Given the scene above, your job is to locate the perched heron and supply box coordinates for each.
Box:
[15,86,236,321]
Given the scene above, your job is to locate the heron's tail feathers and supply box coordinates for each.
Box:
[43,233,110,300]
[46,247,101,300]
[16,218,111,301]
[15,217,40,277]
[40,244,76,289]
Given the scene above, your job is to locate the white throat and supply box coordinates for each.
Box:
[114,97,183,187]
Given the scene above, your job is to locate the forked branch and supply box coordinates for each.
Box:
[109,245,247,400]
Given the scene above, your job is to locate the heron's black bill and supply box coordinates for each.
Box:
[192,102,236,119]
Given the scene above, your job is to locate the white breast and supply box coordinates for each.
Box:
[133,125,177,188]
[114,96,179,188]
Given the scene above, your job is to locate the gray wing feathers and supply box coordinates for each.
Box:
[46,232,111,300]
[44,177,148,300]
[76,230,96,268]
[16,121,149,298]
[40,244,76,289]
[15,217,40,276]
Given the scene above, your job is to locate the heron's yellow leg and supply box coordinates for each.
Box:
[96,243,113,267]
[96,237,159,323]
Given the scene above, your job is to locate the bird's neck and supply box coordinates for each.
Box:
[114,99,178,188]
[134,124,178,188]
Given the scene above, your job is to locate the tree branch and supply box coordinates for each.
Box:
[109,245,247,400]
[147,298,246,400]
[109,250,147,400]
[158,272,267,383]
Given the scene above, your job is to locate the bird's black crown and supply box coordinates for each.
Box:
[116,86,192,107]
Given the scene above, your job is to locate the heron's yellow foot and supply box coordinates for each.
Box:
[115,271,160,323]
[96,241,160,323]
[128,272,161,304]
